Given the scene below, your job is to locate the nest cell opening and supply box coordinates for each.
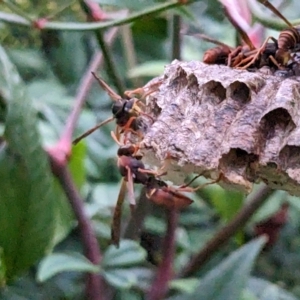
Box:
[260,108,295,141]
[202,80,226,105]
[228,81,251,103]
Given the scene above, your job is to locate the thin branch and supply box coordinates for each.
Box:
[94,30,125,95]
[177,184,273,278]
[170,14,182,60]
[80,0,125,96]
[120,25,142,87]
[146,208,178,300]
[46,27,120,300]
[49,161,103,300]
[0,0,199,31]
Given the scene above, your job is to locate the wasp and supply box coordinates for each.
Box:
[256,0,300,67]
[201,3,281,70]
[110,132,195,247]
[199,34,234,65]
[73,73,161,145]
[201,5,264,69]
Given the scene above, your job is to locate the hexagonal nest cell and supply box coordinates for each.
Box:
[139,60,300,196]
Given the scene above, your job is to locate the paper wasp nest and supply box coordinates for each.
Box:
[140,60,300,195]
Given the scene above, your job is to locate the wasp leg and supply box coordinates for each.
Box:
[227,46,242,67]
[236,36,274,70]
[176,174,223,192]
[125,166,136,207]
[138,168,167,177]
[269,55,281,69]
[125,79,162,100]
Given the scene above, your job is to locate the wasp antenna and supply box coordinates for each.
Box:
[73,116,114,145]
[188,33,234,50]
[125,166,136,206]
[257,0,293,28]
[92,72,122,101]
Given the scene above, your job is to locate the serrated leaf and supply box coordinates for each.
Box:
[185,237,267,300]
[102,240,147,268]
[37,253,100,282]
[247,277,298,300]
[0,45,58,279]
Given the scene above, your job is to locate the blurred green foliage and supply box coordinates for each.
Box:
[0,0,300,299]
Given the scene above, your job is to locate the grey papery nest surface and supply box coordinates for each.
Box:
[139,60,300,195]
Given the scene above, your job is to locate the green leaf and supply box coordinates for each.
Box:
[48,143,86,245]
[0,248,6,288]
[103,267,153,289]
[37,253,100,282]
[240,289,258,300]
[185,237,267,300]
[50,183,74,247]
[0,45,58,279]
[247,277,298,300]
[170,278,199,294]
[250,190,286,225]
[41,31,89,85]
[102,240,147,268]
[204,184,245,222]
[8,49,49,81]
[39,138,81,249]
[69,142,86,190]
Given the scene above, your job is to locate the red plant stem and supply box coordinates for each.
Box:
[146,208,178,300]
[49,162,103,300]
[177,185,273,278]
[46,27,120,300]
[170,14,181,60]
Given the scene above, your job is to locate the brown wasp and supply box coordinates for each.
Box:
[199,34,234,65]
[73,73,161,145]
[230,0,300,70]
[201,5,266,69]
[110,132,197,247]
[256,0,300,67]
[201,3,280,70]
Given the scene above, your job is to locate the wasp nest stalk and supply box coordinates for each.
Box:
[139,60,300,195]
